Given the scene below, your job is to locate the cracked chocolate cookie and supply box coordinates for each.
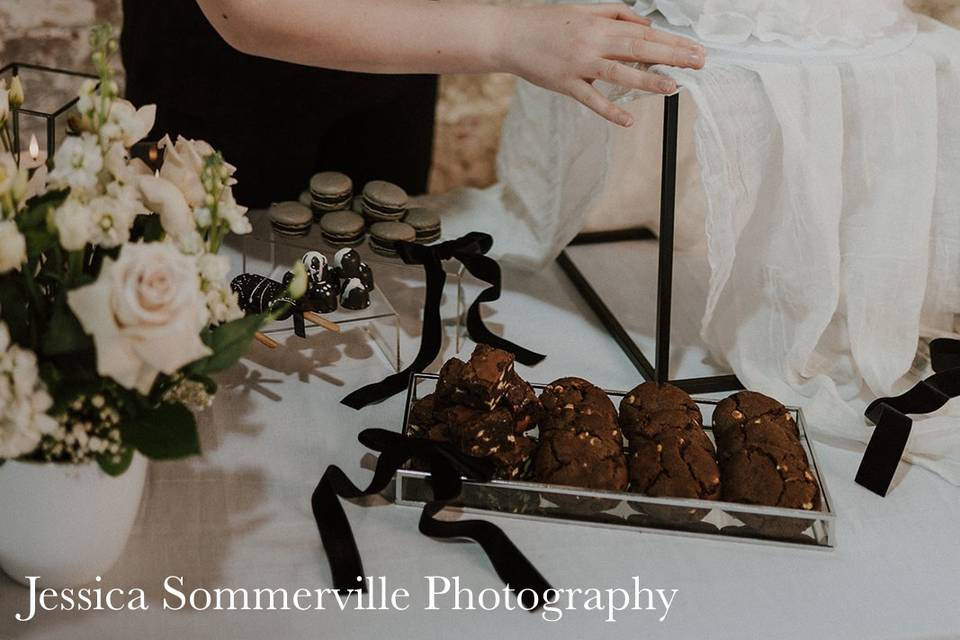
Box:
[538,377,622,445]
[712,390,799,446]
[619,382,702,442]
[435,344,515,410]
[532,430,628,512]
[715,414,821,537]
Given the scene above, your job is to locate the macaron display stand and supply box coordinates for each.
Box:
[395,373,837,550]
[556,93,743,396]
[243,211,469,358]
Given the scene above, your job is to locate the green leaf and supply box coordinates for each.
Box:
[188,313,267,376]
[0,277,32,348]
[123,402,200,460]
[97,446,134,476]
[23,227,57,259]
[19,188,68,230]
[42,300,93,356]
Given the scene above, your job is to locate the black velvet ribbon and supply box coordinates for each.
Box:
[341,232,545,409]
[311,428,553,610]
[857,338,960,497]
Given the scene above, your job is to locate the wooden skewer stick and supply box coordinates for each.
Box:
[303,311,341,333]
[254,332,279,349]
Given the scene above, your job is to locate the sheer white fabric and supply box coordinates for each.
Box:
[437,15,960,484]
[633,0,907,49]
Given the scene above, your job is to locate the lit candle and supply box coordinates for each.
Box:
[19,134,47,170]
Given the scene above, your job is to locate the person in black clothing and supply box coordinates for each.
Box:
[122,0,705,208]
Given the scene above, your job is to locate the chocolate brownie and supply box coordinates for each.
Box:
[539,377,622,444]
[501,370,542,434]
[619,382,702,442]
[434,345,515,410]
[712,390,798,445]
[532,430,627,490]
[433,405,536,480]
[715,414,821,537]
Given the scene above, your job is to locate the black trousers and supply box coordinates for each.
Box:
[121,0,438,208]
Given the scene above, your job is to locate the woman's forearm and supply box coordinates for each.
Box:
[195,0,705,126]
[197,0,507,74]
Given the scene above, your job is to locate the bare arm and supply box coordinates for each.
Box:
[195,0,705,126]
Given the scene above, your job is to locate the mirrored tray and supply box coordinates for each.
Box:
[395,374,837,550]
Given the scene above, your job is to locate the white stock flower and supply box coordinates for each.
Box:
[197,253,243,324]
[76,79,97,116]
[0,87,8,124]
[102,100,156,148]
[218,188,251,235]
[51,198,94,251]
[137,173,195,241]
[0,220,26,273]
[48,133,103,198]
[0,323,57,459]
[87,195,136,248]
[67,242,212,394]
[0,152,17,196]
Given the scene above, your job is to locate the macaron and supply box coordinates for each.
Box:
[319,210,365,247]
[310,172,353,218]
[362,180,408,223]
[269,201,313,237]
[368,221,416,257]
[298,190,313,209]
[403,208,441,244]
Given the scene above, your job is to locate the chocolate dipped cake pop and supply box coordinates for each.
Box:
[334,247,362,280]
[340,277,370,310]
[231,273,296,319]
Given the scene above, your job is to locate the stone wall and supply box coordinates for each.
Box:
[2,0,958,192]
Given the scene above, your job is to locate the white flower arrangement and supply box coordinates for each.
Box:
[0,25,300,473]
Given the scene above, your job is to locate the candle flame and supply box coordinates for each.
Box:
[28,134,39,160]
[148,146,159,162]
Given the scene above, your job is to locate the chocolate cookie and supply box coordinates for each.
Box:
[538,377,622,445]
[532,430,628,512]
[715,414,821,537]
[619,382,702,442]
[434,345,515,410]
[712,390,798,445]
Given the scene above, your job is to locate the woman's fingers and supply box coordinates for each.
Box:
[608,20,704,51]
[583,3,652,26]
[592,60,677,94]
[605,36,704,68]
[568,80,634,127]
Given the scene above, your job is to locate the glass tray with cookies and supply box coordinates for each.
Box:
[394,345,837,550]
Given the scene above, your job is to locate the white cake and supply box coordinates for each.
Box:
[634,0,908,48]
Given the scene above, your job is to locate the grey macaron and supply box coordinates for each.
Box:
[361,180,408,222]
[269,201,313,237]
[403,208,441,244]
[309,172,353,217]
[319,210,366,247]
[368,221,416,257]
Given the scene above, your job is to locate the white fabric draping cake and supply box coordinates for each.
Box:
[437,14,960,484]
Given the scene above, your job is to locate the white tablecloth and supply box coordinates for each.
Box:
[1,242,957,639]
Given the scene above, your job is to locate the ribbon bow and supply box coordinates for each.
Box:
[342,232,545,409]
[857,338,960,496]
[311,428,554,610]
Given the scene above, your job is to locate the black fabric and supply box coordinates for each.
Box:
[311,428,553,610]
[341,233,546,409]
[120,0,437,208]
[857,338,960,497]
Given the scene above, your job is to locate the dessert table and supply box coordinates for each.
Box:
[0,239,957,639]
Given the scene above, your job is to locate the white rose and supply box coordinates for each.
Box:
[0,220,26,273]
[158,135,213,208]
[48,133,103,198]
[52,198,94,251]
[137,173,196,241]
[67,242,212,394]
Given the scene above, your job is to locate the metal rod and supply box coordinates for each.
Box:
[655,93,680,383]
[568,227,657,246]
[556,250,656,381]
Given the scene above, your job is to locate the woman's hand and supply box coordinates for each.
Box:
[497,4,705,127]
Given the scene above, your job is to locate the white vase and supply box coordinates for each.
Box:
[0,453,147,588]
